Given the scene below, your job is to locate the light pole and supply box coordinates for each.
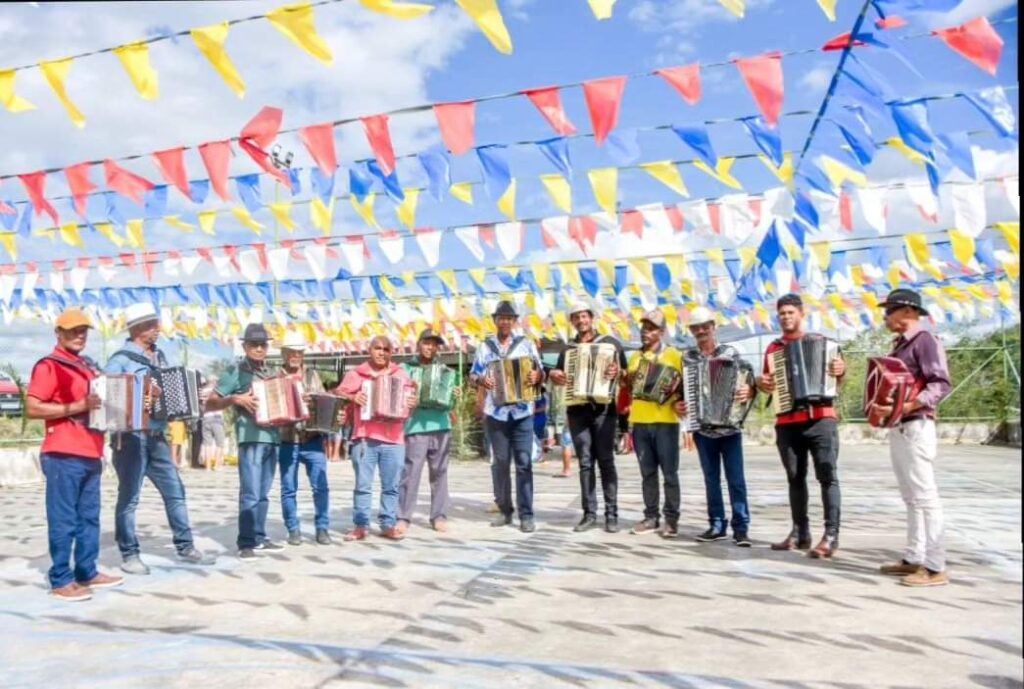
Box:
[269,144,294,310]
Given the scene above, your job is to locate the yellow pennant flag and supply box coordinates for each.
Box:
[449,182,474,205]
[455,0,513,54]
[588,167,618,217]
[396,188,420,229]
[1003,258,1020,282]
[851,265,865,287]
[819,155,868,189]
[468,267,487,292]
[126,219,146,248]
[359,0,434,19]
[191,23,246,97]
[887,263,902,289]
[198,210,218,235]
[738,246,758,273]
[0,234,17,259]
[862,290,879,310]
[560,263,583,289]
[664,255,686,281]
[693,157,743,190]
[39,58,86,127]
[705,248,726,267]
[437,269,459,295]
[497,179,517,221]
[948,229,976,266]
[266,3,334,64]
[587,0,617,19]
[0,69,36,112]
[966,285,990,302]
[540,174,572,214]
[885,137,928,165]
[718,0,745,17]
[809,242,831,270]
[269,202,297,232]
[996,280,1014,307]
[822,311,838,331]
[640,161,689,197]
[95,222,124,247]
[112,43,159,100]
[995,221,1020,254]
[596,259,617,288]
[759,153,794,186]
[310,197,334,234]
[817,0,838,21]
[532,263,551,289]
[627,258,654,285]
[164,215,195,232]
[59,223,84,248]
[350,193,379,228]
[904,233,930,269]
[232,207,265,234]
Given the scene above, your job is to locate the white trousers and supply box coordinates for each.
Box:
[888,418,946,571]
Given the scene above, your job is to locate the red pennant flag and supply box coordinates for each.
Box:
[654,64,701,105]
[17,171,60,225]
[314,235,340,260]
[152,148,192,200]
[934,17,1003,76]
[103,160,155,205]
[119,253,138,269]
[76,257,91,269]
[733,52,784,126]
[299,122,338,175]
[239,106,288,184]
[198,141,233,202]
[196,247,215,263]
[621,210,644,238]
[876,16,906,29]
[839,193,853,232]
[665,204,685,233]
[0,200,13,215]
[478,223,496,248]
[822,32,866,51]
[52,259,68,272]
[362,114,397,176]
[253,243,269,271]
[521,87,577,136]
[582,76,627,145]
[64,163,97,217]
[142,251,158,281]
[748,198,762,228]
[568,216,598,253]
[433,101,476,155]
[708,203,721,234]
[223,245,240,272]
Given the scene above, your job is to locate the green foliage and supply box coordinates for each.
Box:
[450,382,486,461]
[1,363,29,436]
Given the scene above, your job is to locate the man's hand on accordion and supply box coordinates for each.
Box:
[144,383,161,412]
[672,400,687,418]
[80,393,102,413]
[232,390,260,415]
[829,358,846,378]
[605,362,619,380]
[406,390,418,411]
[755,374,774,394]
[734,385,753,403]
[527,369,542,386]
[481,374,496,391]
[548,370,567,385]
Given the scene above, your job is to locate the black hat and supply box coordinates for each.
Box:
[242,322,271,344]
[879,288,929,316]
[491,300,518,318]
[417,328,446,346]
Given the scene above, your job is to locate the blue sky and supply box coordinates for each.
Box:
[0,0,1019,373]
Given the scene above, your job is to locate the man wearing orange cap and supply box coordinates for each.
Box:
[26,309,124,602]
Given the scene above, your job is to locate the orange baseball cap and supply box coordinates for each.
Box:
[55,308,93,330]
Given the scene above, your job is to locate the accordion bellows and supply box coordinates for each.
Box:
[770,334,840,415]
[489,358,540,406]
[410,364,457,410]
[360,375,411,421]
[864,356,921,428]
[253,376,309,426]
[89,373,151,432]
[631,359,681,405]
[307,393,346,434]
[682,357,756,432]
[565,343,618,406]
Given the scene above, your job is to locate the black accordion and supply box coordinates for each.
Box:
[682,357,756,431]
[769,334,840,415]
[152,367,203,422]
[306,393,346,434]
[630,359,681,405]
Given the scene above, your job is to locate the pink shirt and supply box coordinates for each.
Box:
[339,361,412,445]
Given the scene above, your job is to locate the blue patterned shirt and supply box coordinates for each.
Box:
[471,335,543,422]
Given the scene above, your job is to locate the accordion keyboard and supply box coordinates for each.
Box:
[770,349,792,415]
[682,365,700,432]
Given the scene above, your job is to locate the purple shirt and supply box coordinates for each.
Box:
[888,326,952,418]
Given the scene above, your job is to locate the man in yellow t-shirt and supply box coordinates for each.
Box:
[625,309,684,538]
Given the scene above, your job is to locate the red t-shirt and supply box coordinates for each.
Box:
[27,347,105,460]
[763,334,838,427]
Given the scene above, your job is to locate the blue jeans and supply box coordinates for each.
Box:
[238,442,279,549]
[486,415,535,519]
[279,439,330,532]
[694,433,750,532]
[113,432,193,558]
[42,454,102,589]
[351,439,404,529]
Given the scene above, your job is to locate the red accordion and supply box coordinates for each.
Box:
[252,376,309,427]
[863,357,923,428]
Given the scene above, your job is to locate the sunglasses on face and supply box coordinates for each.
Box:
[246,342,269,349]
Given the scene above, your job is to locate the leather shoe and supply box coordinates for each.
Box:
[573,515,598,532]
[808,533,839,559]
[344,527,369,542]
[490,513,513,527]
[771,527,812,551]
[880,560,923,576]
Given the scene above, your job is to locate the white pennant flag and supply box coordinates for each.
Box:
[950,183,987,238]
[906,184,939,223]
[455,225,485,261]
[763,187,795,221]
[1002,176,1019,216]
[237,249,263,283]
[810,190,841,236]
[714,276,735,306]
[304,244,328,281]
[540,216,572,251]
[212,254,234,278]
[857,187,888,234]
[49,270,66,295]
[807,263,827,299]
[533,292,552,319]
[719,193,757,244]
[684,199,713,235]
[180,255,202,277]
[22,270,39,300]
[415,228,442,267]
[377,232,405,265]
[0,274,16,305]
[267,247,290,281]
[164,256,181,277]
[69,265,90,295]
[495,222,524,261]
[774,264,795,295]
[340,238,366,276]
[635,203,674,242]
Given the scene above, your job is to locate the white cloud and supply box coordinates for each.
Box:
[799,65,835,95]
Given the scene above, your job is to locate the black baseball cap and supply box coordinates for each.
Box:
[242,323,271,344]
[417,328,446,346]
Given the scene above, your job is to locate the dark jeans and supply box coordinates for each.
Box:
[238,442,279,549]
[568,405,618,518]
[279,439,330,532]
[775,418,841,535]
[41,454,102,589]
[633,423,681,524]
[113,432,194,558]
[487,414,535,520]
[694,433,750,532]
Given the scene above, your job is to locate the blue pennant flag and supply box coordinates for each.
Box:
[287,168,303,195]
[925,159,946,198]
[537,137,572,178]
[256,283,274,307]
[415,275,433,297]
[725,259,742,285]
[495,270,521,291]
[365,159,404,203]
[168,285,188,303]
[846,53,896,101]
[653,262,672,292]
[16,204,32,237]
[605,129,641,166]
[741,116,783,168]
[961,87,1017,139]
[936,132,976,179]
[104,192,126,229]
[235,284,254,308]
[793,190,820,230]
[476,145,512,199]
[756,221,782,268]
[1,202,18,231]
[785,219,806,249]
[889,99,936,159]
[828,251,848,282]
[348,167,373,203]
[797,164,834,196]
[691,259,710,285]
[310,168,336,204]
[418,149,451,201]
[671,125,717,168]
[188,179,210,205]
[974,238,1000,271]
[831,107,877,166]
[579,266,600,297]
[193,284,211,306]
[873,0,964,14]
[350,277,365,305]
[235,175,263,213]
[369,276,391,303]
[614,265,629,295]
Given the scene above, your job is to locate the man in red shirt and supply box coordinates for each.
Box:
[26,308,124,602]
[756,294,845,559]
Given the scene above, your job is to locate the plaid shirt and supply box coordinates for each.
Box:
[471,335,543,422]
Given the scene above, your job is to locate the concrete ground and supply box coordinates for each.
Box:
[0,444,1020,689]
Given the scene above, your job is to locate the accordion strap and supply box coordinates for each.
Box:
[111,348,167,371]
[485,335,526,359]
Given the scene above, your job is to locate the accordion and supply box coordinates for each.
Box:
[359,375,411,421]
[89,372,151,432]
[631,359,682,405]
[682,357,756,432]
[409,363,457,410]
[306,393,346,434]
[152,367,203,422]
[769,334,840,415]
[252,376,309,427]
[489,358,541,407]
[864,357,923,428]
[564,343,619,406]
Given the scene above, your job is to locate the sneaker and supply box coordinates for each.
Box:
[238,548,259,561]
[573,515,598,533]
[287,530,303,546]
[733,532,752,548]
[315,529,332,545]
[490,513,513,528]
[177,547,206,564]
[344,527,369,542]
[520,518,536,533]
[630,518,659,535]
[880,560,924,576]
[80,572,124,589]
[900,568,950,587]
[255,539,285,552]
[695,527,728,542]
[120,555,151,576]
[432,518,450,533]
[50,582,92,602]
[659,523,679,539]
[605,517,620,533]
[381,526,405,541]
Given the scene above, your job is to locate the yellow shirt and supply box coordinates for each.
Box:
[627,345,684,425]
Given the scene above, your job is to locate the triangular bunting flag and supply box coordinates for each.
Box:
[113,43,159,100]
[434,101,476,155]
[191,23,246,97]
[582,76,626,145]
[266,2,334,64]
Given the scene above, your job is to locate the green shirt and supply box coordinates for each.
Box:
[215,359,280,445]
[402,361,453,436]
